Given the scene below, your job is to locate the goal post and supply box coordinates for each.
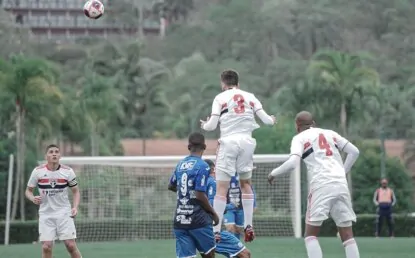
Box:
[44,154,302,241]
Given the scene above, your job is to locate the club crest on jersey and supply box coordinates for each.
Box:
[50,179,57,188]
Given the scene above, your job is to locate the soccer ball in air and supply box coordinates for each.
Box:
[83,0,104,19]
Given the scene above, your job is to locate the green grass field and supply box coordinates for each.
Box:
[0,237,413,257]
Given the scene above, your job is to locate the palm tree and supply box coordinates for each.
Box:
[0,55,62,221]
[307,50,380,196]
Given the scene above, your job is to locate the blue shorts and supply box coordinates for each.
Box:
[224,209,244,227]
[216,231,246,258]
[174,225,216,258]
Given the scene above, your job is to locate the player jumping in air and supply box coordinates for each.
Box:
[205,159,251,258]
[224,174,256,240]
[168,133,219,258]
[25,144,82,258]
[200,69,276,242]
[267,111,361,258]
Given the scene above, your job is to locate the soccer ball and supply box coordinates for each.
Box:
[83,0,104,19]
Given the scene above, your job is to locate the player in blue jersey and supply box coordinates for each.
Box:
[205,159,251,258]
[168,133,219,258]
[224,174,256,240]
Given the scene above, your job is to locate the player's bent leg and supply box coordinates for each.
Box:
[337,222,360,258]
[214,171,232,233]
[304,222,323,258]
[41,241,53,258]
[174,229,197,258]
[63,239,82,258]
[190,225,216,258]
[39,216,57,258]
[237,248,251,258]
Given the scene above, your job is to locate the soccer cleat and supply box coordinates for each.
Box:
[214,232,221,243]
[244,225,255,242]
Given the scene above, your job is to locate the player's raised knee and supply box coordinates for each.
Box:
[42,241,53,253]
[239,248,251,258]
[64,239,77,252]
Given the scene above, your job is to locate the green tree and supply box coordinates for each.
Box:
[0,55,62,220]
[306,50,380,195]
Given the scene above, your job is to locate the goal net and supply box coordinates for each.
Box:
[55,154,302,241]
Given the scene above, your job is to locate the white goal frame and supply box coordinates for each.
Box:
[56,154,302,239]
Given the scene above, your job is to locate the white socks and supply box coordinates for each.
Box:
[213,195,227,232]
[305,236,323,258]
[304,236,359,258]
[344,238,360,258]
[242,194,254,228]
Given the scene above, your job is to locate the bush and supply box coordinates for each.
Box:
[1,214,414,244]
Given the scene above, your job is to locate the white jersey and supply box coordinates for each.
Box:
[27,164,78,216]
[290,127,349,191]
[211,88,262,137]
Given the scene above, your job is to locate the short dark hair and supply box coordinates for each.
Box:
[221,69,239,86]
[188,132,206,152]
[204,159,215,169]
[45,144,59,153]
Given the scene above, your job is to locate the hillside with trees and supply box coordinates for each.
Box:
[0,0,414,220]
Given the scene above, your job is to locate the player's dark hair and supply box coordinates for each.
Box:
[221,69,239,86]
[204,159,215,169]
[45,144,59,153]
[188,132,206,153]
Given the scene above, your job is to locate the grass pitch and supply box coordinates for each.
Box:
[0,237,413,257]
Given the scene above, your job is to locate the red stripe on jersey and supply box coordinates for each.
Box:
[38,178,67,183]
[303,142,311,150]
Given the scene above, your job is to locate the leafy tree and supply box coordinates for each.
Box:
[0,55,62,220]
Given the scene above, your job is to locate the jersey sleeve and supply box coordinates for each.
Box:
[194,163,210,192]
[331,131,349,150]
[290,136,303,157]
[251,95,263,113]
[67,169,78,187]
[27,169,38,188]
[210,96,222,117]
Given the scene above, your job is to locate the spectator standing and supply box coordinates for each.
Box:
[373,178,396,237]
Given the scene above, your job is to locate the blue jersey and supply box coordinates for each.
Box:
[207,176,216,206]
[169,155,212,229]
[226,174,257,210]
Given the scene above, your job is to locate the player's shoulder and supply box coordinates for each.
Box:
[34,164,47,171]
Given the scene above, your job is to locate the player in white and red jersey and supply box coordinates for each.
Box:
[25,144,82,258]
[267,111,360,258]
[200,69,276,242]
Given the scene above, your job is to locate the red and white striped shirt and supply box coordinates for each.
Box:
[27,164,77,216]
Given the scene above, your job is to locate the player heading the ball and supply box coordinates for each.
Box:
[268,111,361,258]
[168,133,219,258]
[200,69,276,242]
[25,144,82,258]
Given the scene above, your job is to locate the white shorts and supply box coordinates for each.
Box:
[215,134,256,181]
[306,184,356,227]
[39,213,77,241]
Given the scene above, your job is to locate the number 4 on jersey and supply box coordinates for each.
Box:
[318,134,333,156]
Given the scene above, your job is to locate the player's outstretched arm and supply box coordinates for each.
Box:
[268,155,300,178]
[341,142,359,174]
[268,136,303,184]
[252,96,276,125]
[201,99,221,131]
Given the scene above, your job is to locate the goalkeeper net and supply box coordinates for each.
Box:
[57,155,302,241]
